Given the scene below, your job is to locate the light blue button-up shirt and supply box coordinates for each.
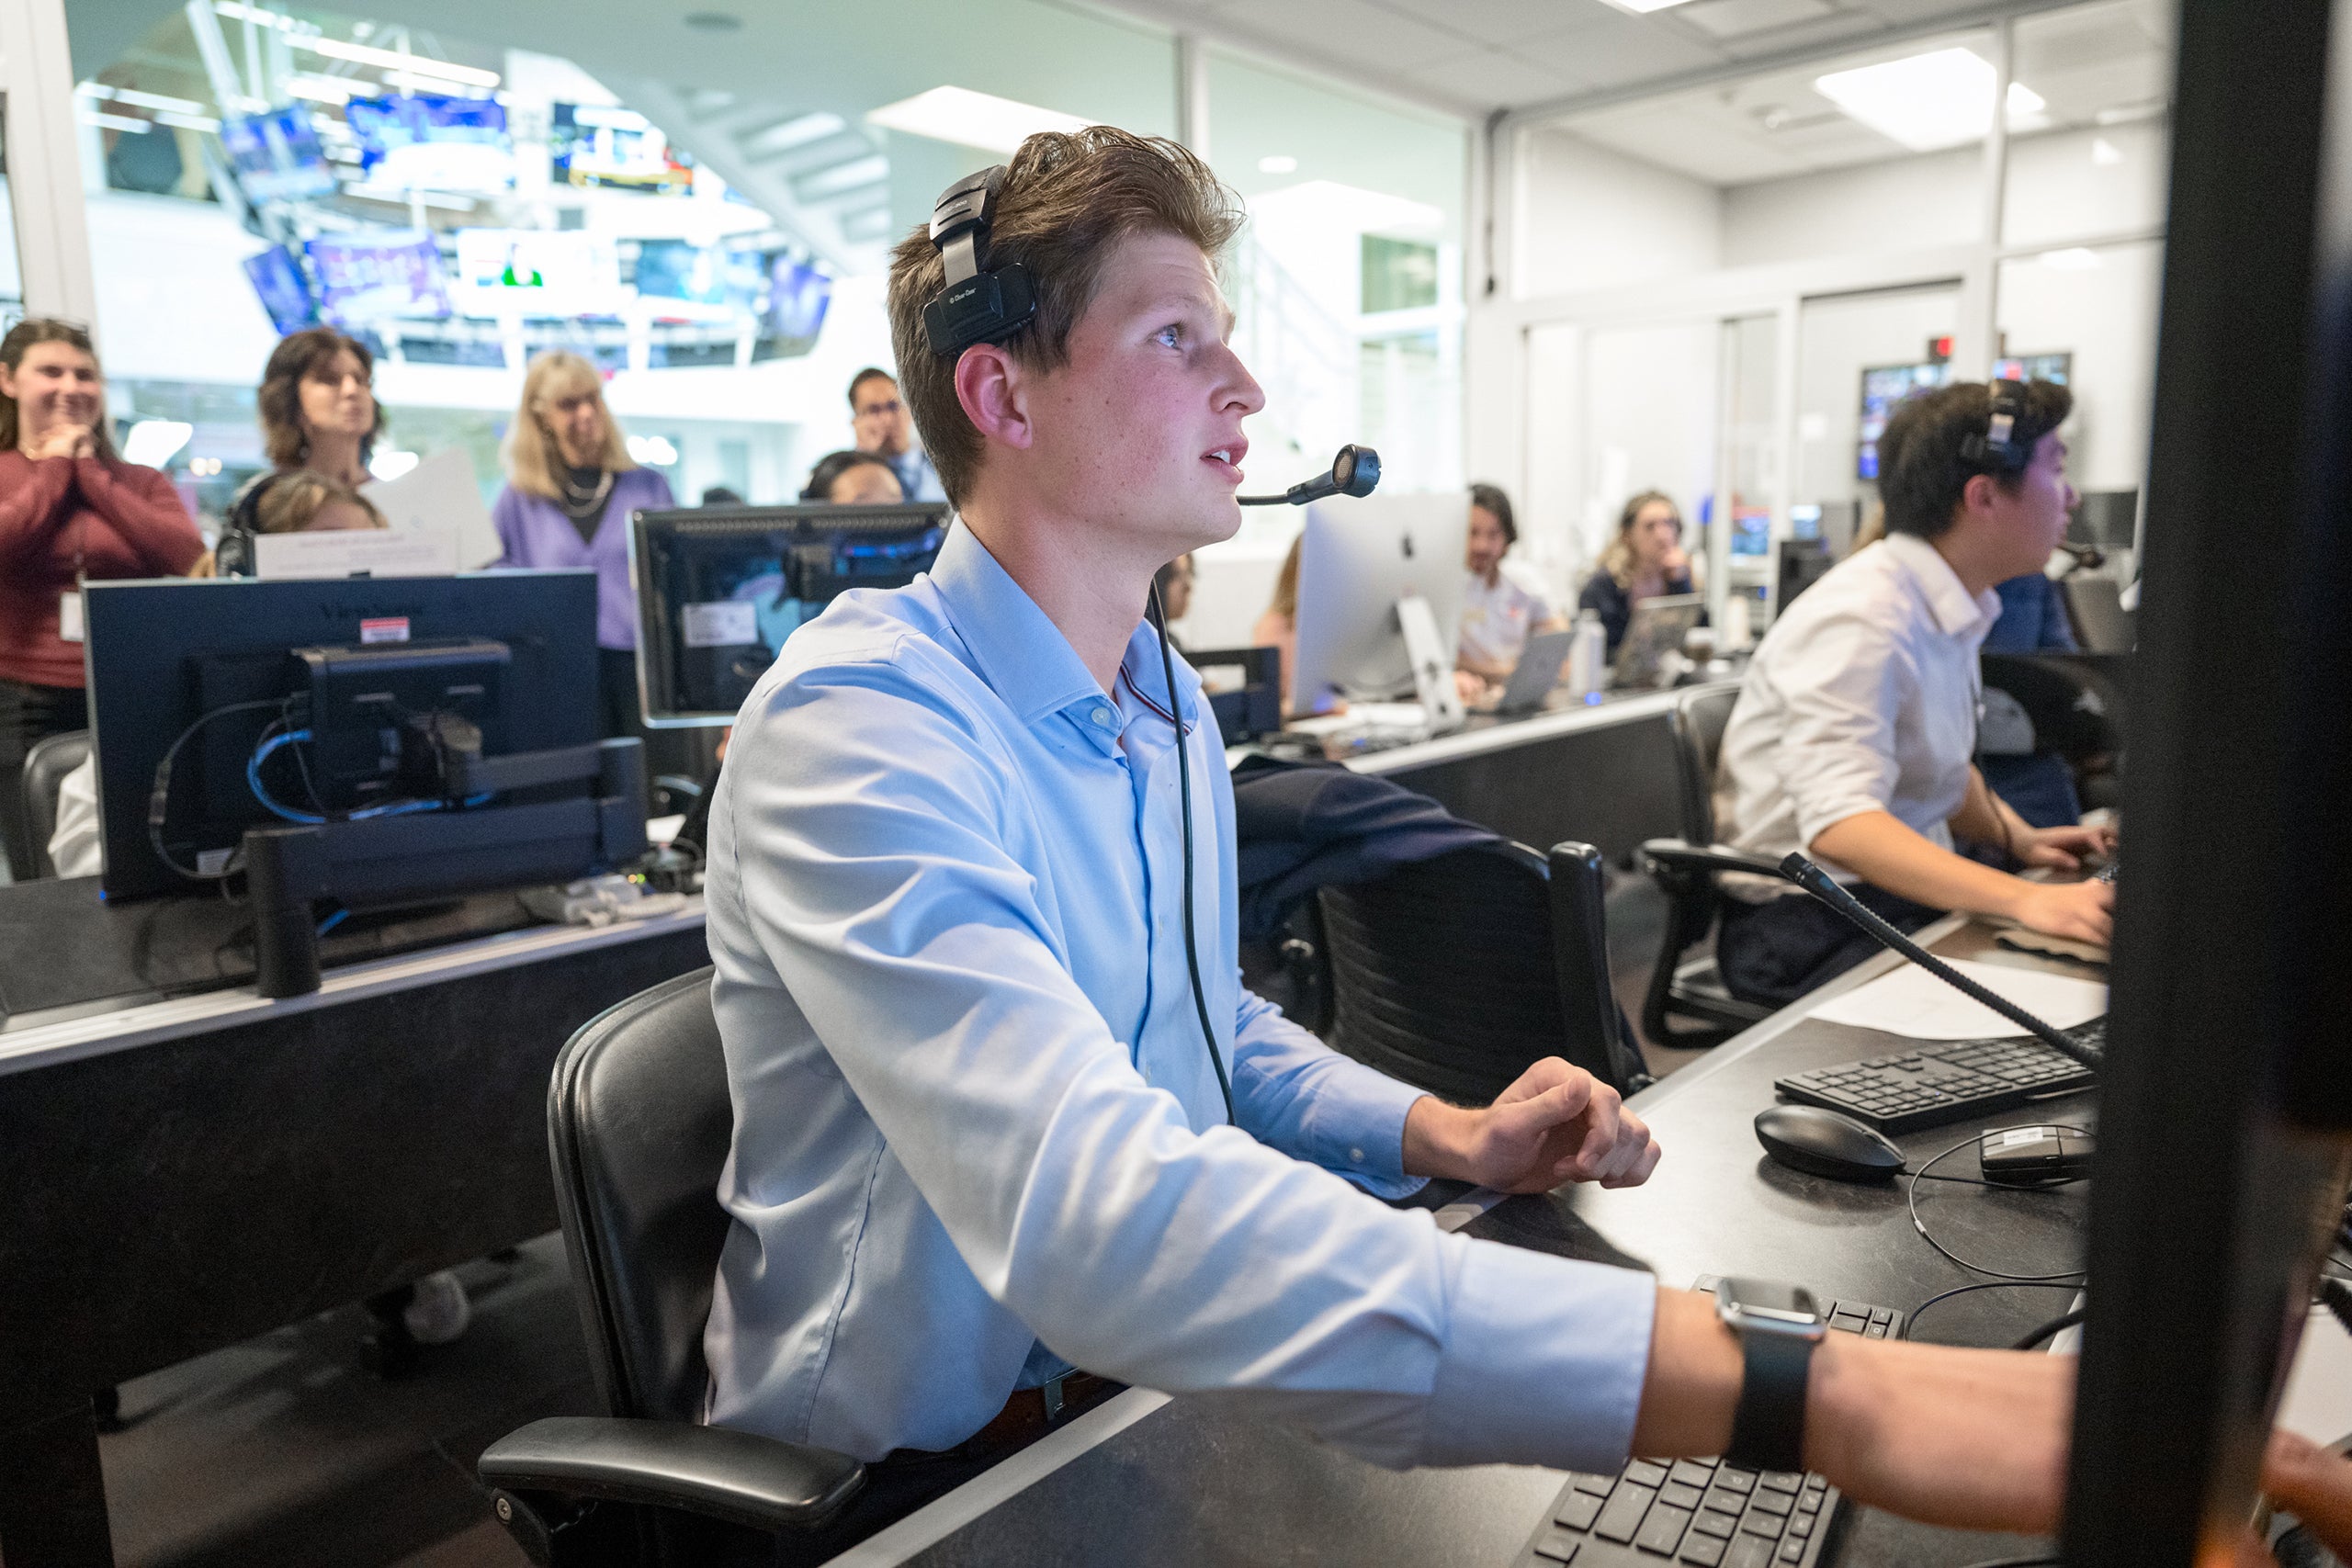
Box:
[701,524,1657,1469]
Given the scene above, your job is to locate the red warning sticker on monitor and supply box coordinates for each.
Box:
[359,616,411,644]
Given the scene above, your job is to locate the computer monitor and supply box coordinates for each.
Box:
[345,92,514,193]
[631,502,952,727]
[2070,488,2140,550]
[219,107,337,203]
[85,571,609,901]
[1288,492,1472,712]
[306,231,453,325]
[243,244,319,337]
[1858,360,1951,479]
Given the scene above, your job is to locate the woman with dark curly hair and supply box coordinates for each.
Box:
[254,326,379,489]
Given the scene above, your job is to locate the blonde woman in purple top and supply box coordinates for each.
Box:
[492,351,676,740]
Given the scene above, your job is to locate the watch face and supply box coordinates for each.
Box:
[1716,1278,1821,1326]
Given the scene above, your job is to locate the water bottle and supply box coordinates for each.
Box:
[1568,609,1607,705]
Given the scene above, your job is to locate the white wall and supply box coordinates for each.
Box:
[1724,147,1983,270]
[1512,128,1722,300]
[1997,240,2163,495]
[1792,285,1961,510]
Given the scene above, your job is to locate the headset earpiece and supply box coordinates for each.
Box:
[1960,378,2033,473]
[922,166,1038,356]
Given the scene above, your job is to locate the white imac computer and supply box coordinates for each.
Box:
[1288,491,1472,726]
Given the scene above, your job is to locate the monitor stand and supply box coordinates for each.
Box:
[1396,592,1464,734]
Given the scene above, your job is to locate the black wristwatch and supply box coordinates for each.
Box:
[1714,1277,1826,1474]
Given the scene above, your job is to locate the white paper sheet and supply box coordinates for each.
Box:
[1810,956,2108,1040]
[360,447,500,570]
[2279,1303,2352,1448]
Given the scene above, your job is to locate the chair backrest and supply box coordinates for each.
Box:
[2062,576,2135,653]
[548,966,734,1424]
[20,729,90,880]
[1318,840,1643,1105]
[1668,686,1740,845]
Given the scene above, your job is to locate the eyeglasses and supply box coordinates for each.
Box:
[856,399,905,418]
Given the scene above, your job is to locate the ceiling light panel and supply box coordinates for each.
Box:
[1813,47,2045,151]
[866,86,1088,155]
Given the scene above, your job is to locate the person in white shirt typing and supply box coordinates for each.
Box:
[1713,378,2116,1007]
[702,128,2087,1551]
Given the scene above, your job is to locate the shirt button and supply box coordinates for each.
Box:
[1091,707,1114,728]
[1349,1146,1365,1163]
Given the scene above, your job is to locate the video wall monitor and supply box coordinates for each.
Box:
[631,503,952,726]
[1993,351,2074,386]
[243,244,320,336]
[1857,361,1951,480]
[84,571,600,901]
[346,92,513,192]
[220,107,337,203]
[1288,491,1472,712]
[632,240,729,307]
[764,257,832,341]
[307,231,453,325]
[550,102,693,195]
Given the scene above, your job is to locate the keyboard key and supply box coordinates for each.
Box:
[1790,1514,1814,1539]
[1680,1538,1727,1567]
[1593,1484,1657,1543]
[1660,1480,1707,1512]
[1571,1472,1616,1495]
[1780,1538,1806,1562]
[1750,1490,1793,1518]
[1670,1460,1717,1489]
[1691,1508,1738,1540]
[1625,1459,1672,1489]
[1759,1472,1803,1495]
[1727,1538,1780,1568]
[1714,1469,1758,1494]
[1637,1504,1694,1555]
[1532,1526,1581,1562]
[1555,1490,1603,1530]
[1739,1511,1781,1538]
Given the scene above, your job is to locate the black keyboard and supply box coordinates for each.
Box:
[1508,1281,1902,1568]
[1773,1019,2103,1134]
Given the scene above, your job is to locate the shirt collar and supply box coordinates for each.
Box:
[927,523,1111,729]
[1882,532,2002,638]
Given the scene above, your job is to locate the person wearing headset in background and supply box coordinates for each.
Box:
[1580,490,1700,658]
[0,318,205,882]
[1455,481,1566,702]
[489,351,675,747]
[696,126,2114,1551]
[848,367,948,502]
[1713,379,2116,1009]
[799,447,907,505]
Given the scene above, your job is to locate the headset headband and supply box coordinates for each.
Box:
[1960,378,2033,473]
[922,166,1038,356]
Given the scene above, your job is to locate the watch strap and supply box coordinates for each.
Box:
[1724,1326,1813,1473]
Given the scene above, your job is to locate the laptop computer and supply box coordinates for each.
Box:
[1491,628,1575,715]
[1612,593,1705,690]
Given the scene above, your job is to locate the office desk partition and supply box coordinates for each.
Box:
[823,916,2088,1568]
[0,901,713,1568]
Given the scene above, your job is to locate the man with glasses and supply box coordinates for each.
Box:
[848,367,947,502]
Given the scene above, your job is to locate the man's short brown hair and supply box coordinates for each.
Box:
[886,127,1245,506]
[1879,379,2073,539]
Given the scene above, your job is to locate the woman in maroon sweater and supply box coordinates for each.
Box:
[0,319,204,879]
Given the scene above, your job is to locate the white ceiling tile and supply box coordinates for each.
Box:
[1204,0,1480,66]
[1517,14,1725,87]
[1676,0,1837,40]
[1406,47,1586,108]
[1375,0,1626,50]
[1717,11,1886,58]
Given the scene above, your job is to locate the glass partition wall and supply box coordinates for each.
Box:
[1504,0,2172,626]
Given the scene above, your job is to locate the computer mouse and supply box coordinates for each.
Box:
[1754,1104,1906,1185]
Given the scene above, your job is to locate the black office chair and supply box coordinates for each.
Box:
[477,968,865,1565]
[19,728,91,880]
[1317,839,1651,1105]
[1634,686,1781,1048]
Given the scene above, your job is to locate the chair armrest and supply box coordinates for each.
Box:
[1638,840,1788,881]
[479,1416,865,1537]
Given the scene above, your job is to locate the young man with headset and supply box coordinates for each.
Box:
[700,128,2143,1544]
[1713,380,2117,1008]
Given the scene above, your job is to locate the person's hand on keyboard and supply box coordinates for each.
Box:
[1401,1056,1662,1193]
[2014,820,2118,874]
[2010,876,2115,948]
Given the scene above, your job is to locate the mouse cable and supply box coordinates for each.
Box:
[1908,1126,2092,1282]
[1146,579,1235,1127]
[2011,1306,2088,1351]
[1901,1280,2083,1344]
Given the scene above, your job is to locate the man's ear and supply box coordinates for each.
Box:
[955,344,1034,453]
[1960,471,2003,515]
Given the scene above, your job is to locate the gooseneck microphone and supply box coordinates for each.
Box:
[1238,444,1380,506]
[1777,852,2105,1073]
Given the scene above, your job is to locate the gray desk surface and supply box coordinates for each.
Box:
[820,914,2091,1568]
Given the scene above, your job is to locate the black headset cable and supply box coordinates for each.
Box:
[1146,580,1236,1126]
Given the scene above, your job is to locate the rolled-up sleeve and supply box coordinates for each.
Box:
[726,652,1658,1472]
[1775,613,1906,850]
